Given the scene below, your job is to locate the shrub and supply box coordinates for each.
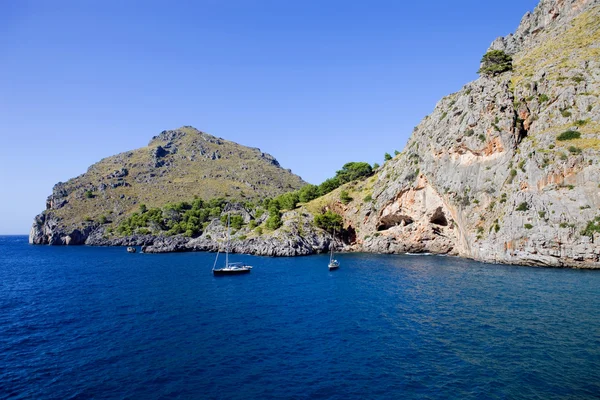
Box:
[335,162,373,184]
[516,202,529,211]
[557,130,581,141]
[254,208,265,219]
[363,194,373,202]
[465,129,474,137]
[539,94,549,103]
[298,184,319,203]
[524,224,533,229]
[478,50,513,76]
[384,153,392,161]
[372,163,380,170]
[314,211,343,232]
[582,216,600,237]
[85,190,94,199]
[575,119,589,126]
[318,177,341,196]
[340,190,353,205]
[265,207,282,230]
[568,146,582,155]
[478,134,486,142]
[255,227,263,235]
[99,215,108,224]
[560,109,572,118]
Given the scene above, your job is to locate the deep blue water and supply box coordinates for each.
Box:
[1,236,599,399]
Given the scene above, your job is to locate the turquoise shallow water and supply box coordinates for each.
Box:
[1,235,599,399]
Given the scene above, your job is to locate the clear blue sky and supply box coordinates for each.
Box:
[0,0,539,234]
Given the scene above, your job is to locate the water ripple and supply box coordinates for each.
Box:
[1,237,599,399]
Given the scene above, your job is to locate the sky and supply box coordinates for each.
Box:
[0,0,540,234]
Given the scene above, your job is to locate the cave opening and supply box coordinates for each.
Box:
[430,207,448,226]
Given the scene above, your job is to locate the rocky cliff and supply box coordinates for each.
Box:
[30,0,600,268]
[30,127,306,245]
[333,0,600,268]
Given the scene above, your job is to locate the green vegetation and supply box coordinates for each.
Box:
[265,207,282,230]
[220,214,244,230]
[85,190,94,199]
[557,130,581,141]
[465,129,474,137]
[314,211,343,232]
[568,146,582,155]
[516,202,529,211]
[478,50,513,76]
[582,216,600,237]
[384,153,392,161]
[335,162,373,184]
[340,190,353,205]
[561,109,572,118]
[117,197,228,237]
[539,94,549,103]
[363,194,373,202]
[524,223,533,229]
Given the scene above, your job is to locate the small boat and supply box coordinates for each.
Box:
[328,230,340,270]
[213,262,252,275]
[127,247,136,253]
[213,213,252,275]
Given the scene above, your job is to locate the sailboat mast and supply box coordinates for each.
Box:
[330,228,334,262]
[226,213,230,267]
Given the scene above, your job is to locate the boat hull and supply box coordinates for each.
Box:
[213,268,251,275]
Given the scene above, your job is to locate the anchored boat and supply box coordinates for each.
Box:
[212,213,252,275]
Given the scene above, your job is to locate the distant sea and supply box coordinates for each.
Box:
[1,235,599,399]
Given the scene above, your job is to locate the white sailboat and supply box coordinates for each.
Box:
[328,229,340,270]
[212,213,252,275]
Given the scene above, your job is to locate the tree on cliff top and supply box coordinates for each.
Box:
[478,50,513,76]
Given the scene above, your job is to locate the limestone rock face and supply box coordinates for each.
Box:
[339,0,600,268]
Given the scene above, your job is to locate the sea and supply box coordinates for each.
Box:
[1,235,599,399]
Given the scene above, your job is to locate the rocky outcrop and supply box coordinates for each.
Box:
[29,212,97,246]
[29,126,307,245]
[333,0,600,268]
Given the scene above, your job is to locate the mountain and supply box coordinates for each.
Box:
[333,0,600,267]
[30,0,600,268]
[30,127,306,245]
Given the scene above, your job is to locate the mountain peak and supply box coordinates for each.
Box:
[489,0,600,55]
